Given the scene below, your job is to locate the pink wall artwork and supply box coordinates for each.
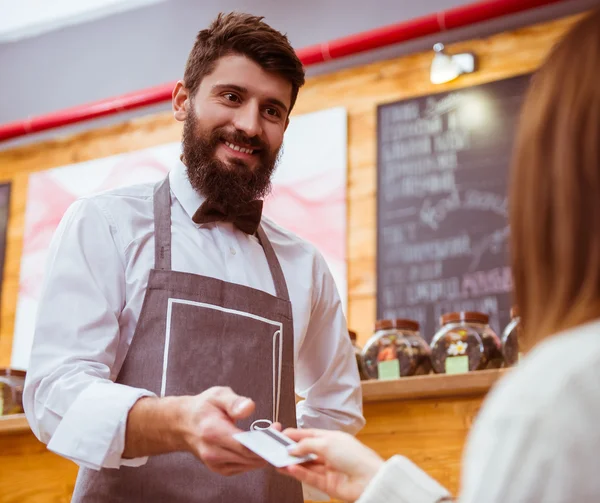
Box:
[11,107,347,369]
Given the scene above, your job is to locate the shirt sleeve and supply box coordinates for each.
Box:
[23,197,156,470]
[294,249,365,435]
[358,456,452,503]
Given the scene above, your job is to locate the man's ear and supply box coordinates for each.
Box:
[172,81,189,122]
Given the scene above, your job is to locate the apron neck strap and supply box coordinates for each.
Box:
[256,225,291,302]
[153,176,172,271]
[153,174,290,302]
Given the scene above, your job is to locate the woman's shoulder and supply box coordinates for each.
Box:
[458,319,600,502]
[472,317,600,442]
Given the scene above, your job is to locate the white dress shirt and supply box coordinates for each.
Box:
[23,160,365,474]
[357,317,600,503]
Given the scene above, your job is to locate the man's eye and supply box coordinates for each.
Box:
[265,107,280,117]
[224,93,240,102]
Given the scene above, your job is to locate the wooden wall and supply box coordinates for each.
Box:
[0,13,585,367]
[0,10,588,503]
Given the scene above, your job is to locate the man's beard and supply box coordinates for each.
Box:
[182,111,281,212]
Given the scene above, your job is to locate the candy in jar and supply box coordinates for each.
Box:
[430,312,503,374]
[362,320,415,380]
[393,319,432,376]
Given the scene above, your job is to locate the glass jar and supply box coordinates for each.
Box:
[502,307,522,367]
[0,368,26,416]
[430,312,503,374]
[348,330,369,381]
[394,319,432,376]
[362,319,418,380]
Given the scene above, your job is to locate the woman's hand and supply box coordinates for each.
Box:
[279,428,384,502]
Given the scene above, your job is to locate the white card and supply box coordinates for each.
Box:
[233,428,317,468]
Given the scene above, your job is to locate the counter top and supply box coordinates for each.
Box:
[0,413,28,434]
[361,368,507,403]
[0,370,507,436]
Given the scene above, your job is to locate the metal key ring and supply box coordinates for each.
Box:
[251,419,273,431]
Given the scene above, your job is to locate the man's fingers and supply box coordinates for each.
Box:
[201,445,266,468]
[217,437,264,461]
[207,387,256,420]
[199,414,262,460]
[209,460,267,476]
[196,425,263,462]
[218,464,262,477]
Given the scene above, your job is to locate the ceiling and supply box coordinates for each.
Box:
[0,0,165,42]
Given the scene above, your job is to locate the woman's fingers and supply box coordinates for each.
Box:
[286,464,328,491]
[287,436,328,458]
[283,428,324,441]
[288,438,325,457]
[302,463,328,475]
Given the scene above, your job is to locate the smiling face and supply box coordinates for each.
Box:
[173,54,292,210]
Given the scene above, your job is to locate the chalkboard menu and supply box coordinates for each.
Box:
[376,74,531,341]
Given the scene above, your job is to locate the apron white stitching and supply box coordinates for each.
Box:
[162,298,284,429]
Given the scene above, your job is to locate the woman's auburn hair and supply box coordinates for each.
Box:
[509,9,600,348]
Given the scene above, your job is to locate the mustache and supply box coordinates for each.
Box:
[214,128,266,150]
[181,112,280,209]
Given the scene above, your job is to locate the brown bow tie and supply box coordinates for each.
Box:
[192,200,263,235]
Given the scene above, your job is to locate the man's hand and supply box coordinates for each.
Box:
[125,386,278,476]
[181,386,269,476]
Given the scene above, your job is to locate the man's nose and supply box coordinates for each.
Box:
[232,103,263,139]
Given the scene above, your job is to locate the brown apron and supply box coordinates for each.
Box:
[71,177,303,503]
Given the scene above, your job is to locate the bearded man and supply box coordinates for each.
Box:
[23,12,364,503]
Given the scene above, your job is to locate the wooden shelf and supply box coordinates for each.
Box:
[361,369,508,403]
[0,413,29,435]
[0,371,508,435]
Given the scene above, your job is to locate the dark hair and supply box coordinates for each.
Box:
[509,9,600,348]
[183,12,305,114]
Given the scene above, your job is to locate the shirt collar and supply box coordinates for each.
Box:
[169,159,206,220]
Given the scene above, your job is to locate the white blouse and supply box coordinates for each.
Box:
[359,318,600,503]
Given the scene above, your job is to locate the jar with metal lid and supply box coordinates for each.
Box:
[362,319,419,380]
[349,330,369,381]
[501,307,522,367]
[394,319,432,376]
[0,368,26,416]
[430,312,503,374]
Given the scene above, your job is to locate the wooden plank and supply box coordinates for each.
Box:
[358,395,484,495]
[0,371,505,437]
[0,430,77,503]
[362,369,507,403]
[0,414,29,435]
